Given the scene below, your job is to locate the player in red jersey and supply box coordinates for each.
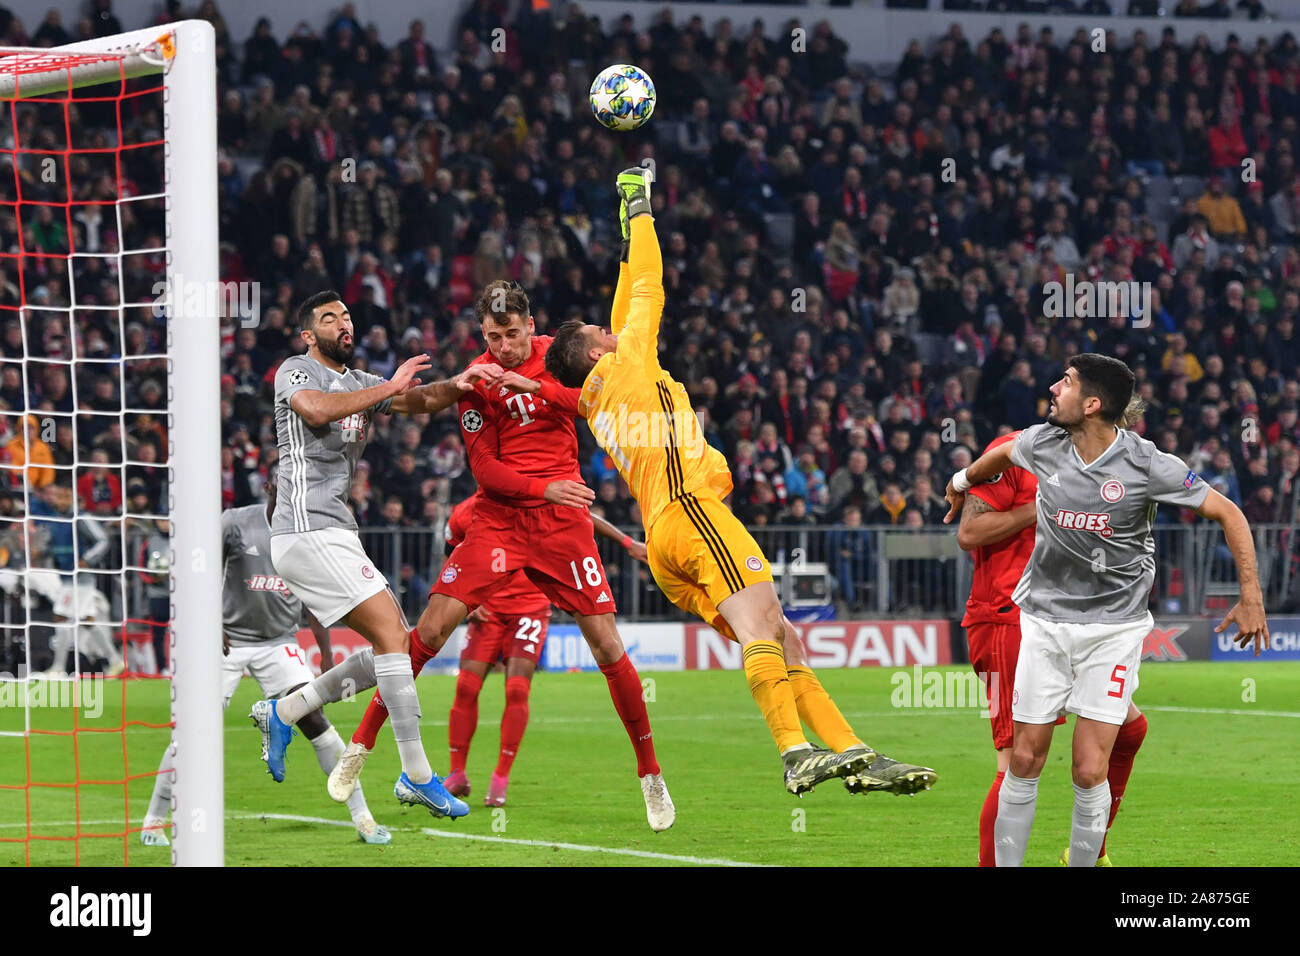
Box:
[339,491,648,809]
[958,429,1148,866]
[331,279,674,831]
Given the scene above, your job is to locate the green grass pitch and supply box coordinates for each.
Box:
[1,662,1296,866]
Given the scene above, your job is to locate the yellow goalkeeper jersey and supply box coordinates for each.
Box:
[576,256,733,531]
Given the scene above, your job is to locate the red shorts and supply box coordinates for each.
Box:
[967,613,1065,750]
[432,500,617,618]
[462,606,552,666]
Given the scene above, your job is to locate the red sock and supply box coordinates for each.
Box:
[448,670,484,774]
[352,693,389,749]
[979,771,1005,867]
[496,675,532,777]
[1101,713,1148,856]
[409,627,436,674]
[598,654,660,777]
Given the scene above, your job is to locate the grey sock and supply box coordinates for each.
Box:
[146,743,174,821]
[276,648,375,724]
[312,648,375,702]
[1068,780,1111,867]
[994,770,1039,867]
[374,652,431,784]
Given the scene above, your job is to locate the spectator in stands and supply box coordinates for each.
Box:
[7,414,54,489]
[827,505,870,611]
[77,449,123,516]
[1197,174,1248,240]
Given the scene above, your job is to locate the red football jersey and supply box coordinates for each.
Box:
[446,492,550,612]
[961,431,1038,626]
[456,336,583,508]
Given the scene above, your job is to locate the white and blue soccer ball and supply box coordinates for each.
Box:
[589,64,656,131]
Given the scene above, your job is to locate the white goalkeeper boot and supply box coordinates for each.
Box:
[328,740,371,803]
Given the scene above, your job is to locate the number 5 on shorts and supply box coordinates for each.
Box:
[1107,664,1127,699]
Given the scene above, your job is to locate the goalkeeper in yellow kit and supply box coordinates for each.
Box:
[543,168,937,797]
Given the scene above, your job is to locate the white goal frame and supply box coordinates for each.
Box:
[1,21,222,866]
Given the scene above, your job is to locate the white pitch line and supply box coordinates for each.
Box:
[1142,705,1300,718]
[233,812,773,866]
[0,812,771,866]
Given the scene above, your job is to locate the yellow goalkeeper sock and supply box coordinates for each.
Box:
[787,666,863,753]
[742,641,807,754]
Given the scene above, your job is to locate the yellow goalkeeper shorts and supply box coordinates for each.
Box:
[645,491,773,640]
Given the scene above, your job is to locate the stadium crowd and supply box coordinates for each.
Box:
[2,0,1300,624]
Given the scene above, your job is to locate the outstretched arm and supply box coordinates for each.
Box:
[956,497,1037,551]
[291,354,431,427]
[943,441,1017,523]
[610,260,632,335]
[390,377,475,415]
[1197,489,1270,656]
[616,214,663,368]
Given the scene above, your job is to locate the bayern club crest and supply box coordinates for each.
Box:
[1100,479,1125,503]
[441,564,460,583]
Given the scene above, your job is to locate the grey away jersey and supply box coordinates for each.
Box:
[273,354,392,535]
[1009,423,1210,624]
[223,504,303,645]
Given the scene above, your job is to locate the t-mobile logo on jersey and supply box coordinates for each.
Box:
[503,392,539,425]
[1051,509,1114,538]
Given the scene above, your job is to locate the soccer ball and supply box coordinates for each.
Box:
[589,64,656,131]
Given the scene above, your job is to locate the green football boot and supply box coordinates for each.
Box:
[783,744,876,795]
[842,753,938,796]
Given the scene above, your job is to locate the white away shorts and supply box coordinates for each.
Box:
[1012,609,1149,726]
[222,641,315,707]
[270,527,389,627]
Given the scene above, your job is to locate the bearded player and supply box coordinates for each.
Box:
[541,168,936,797]
[331,491,649,809]
[144,466,391,846]
[279,281,675,831]
[957,428,1148,867]
[945,355,1269,866]
[250,290,500,820]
